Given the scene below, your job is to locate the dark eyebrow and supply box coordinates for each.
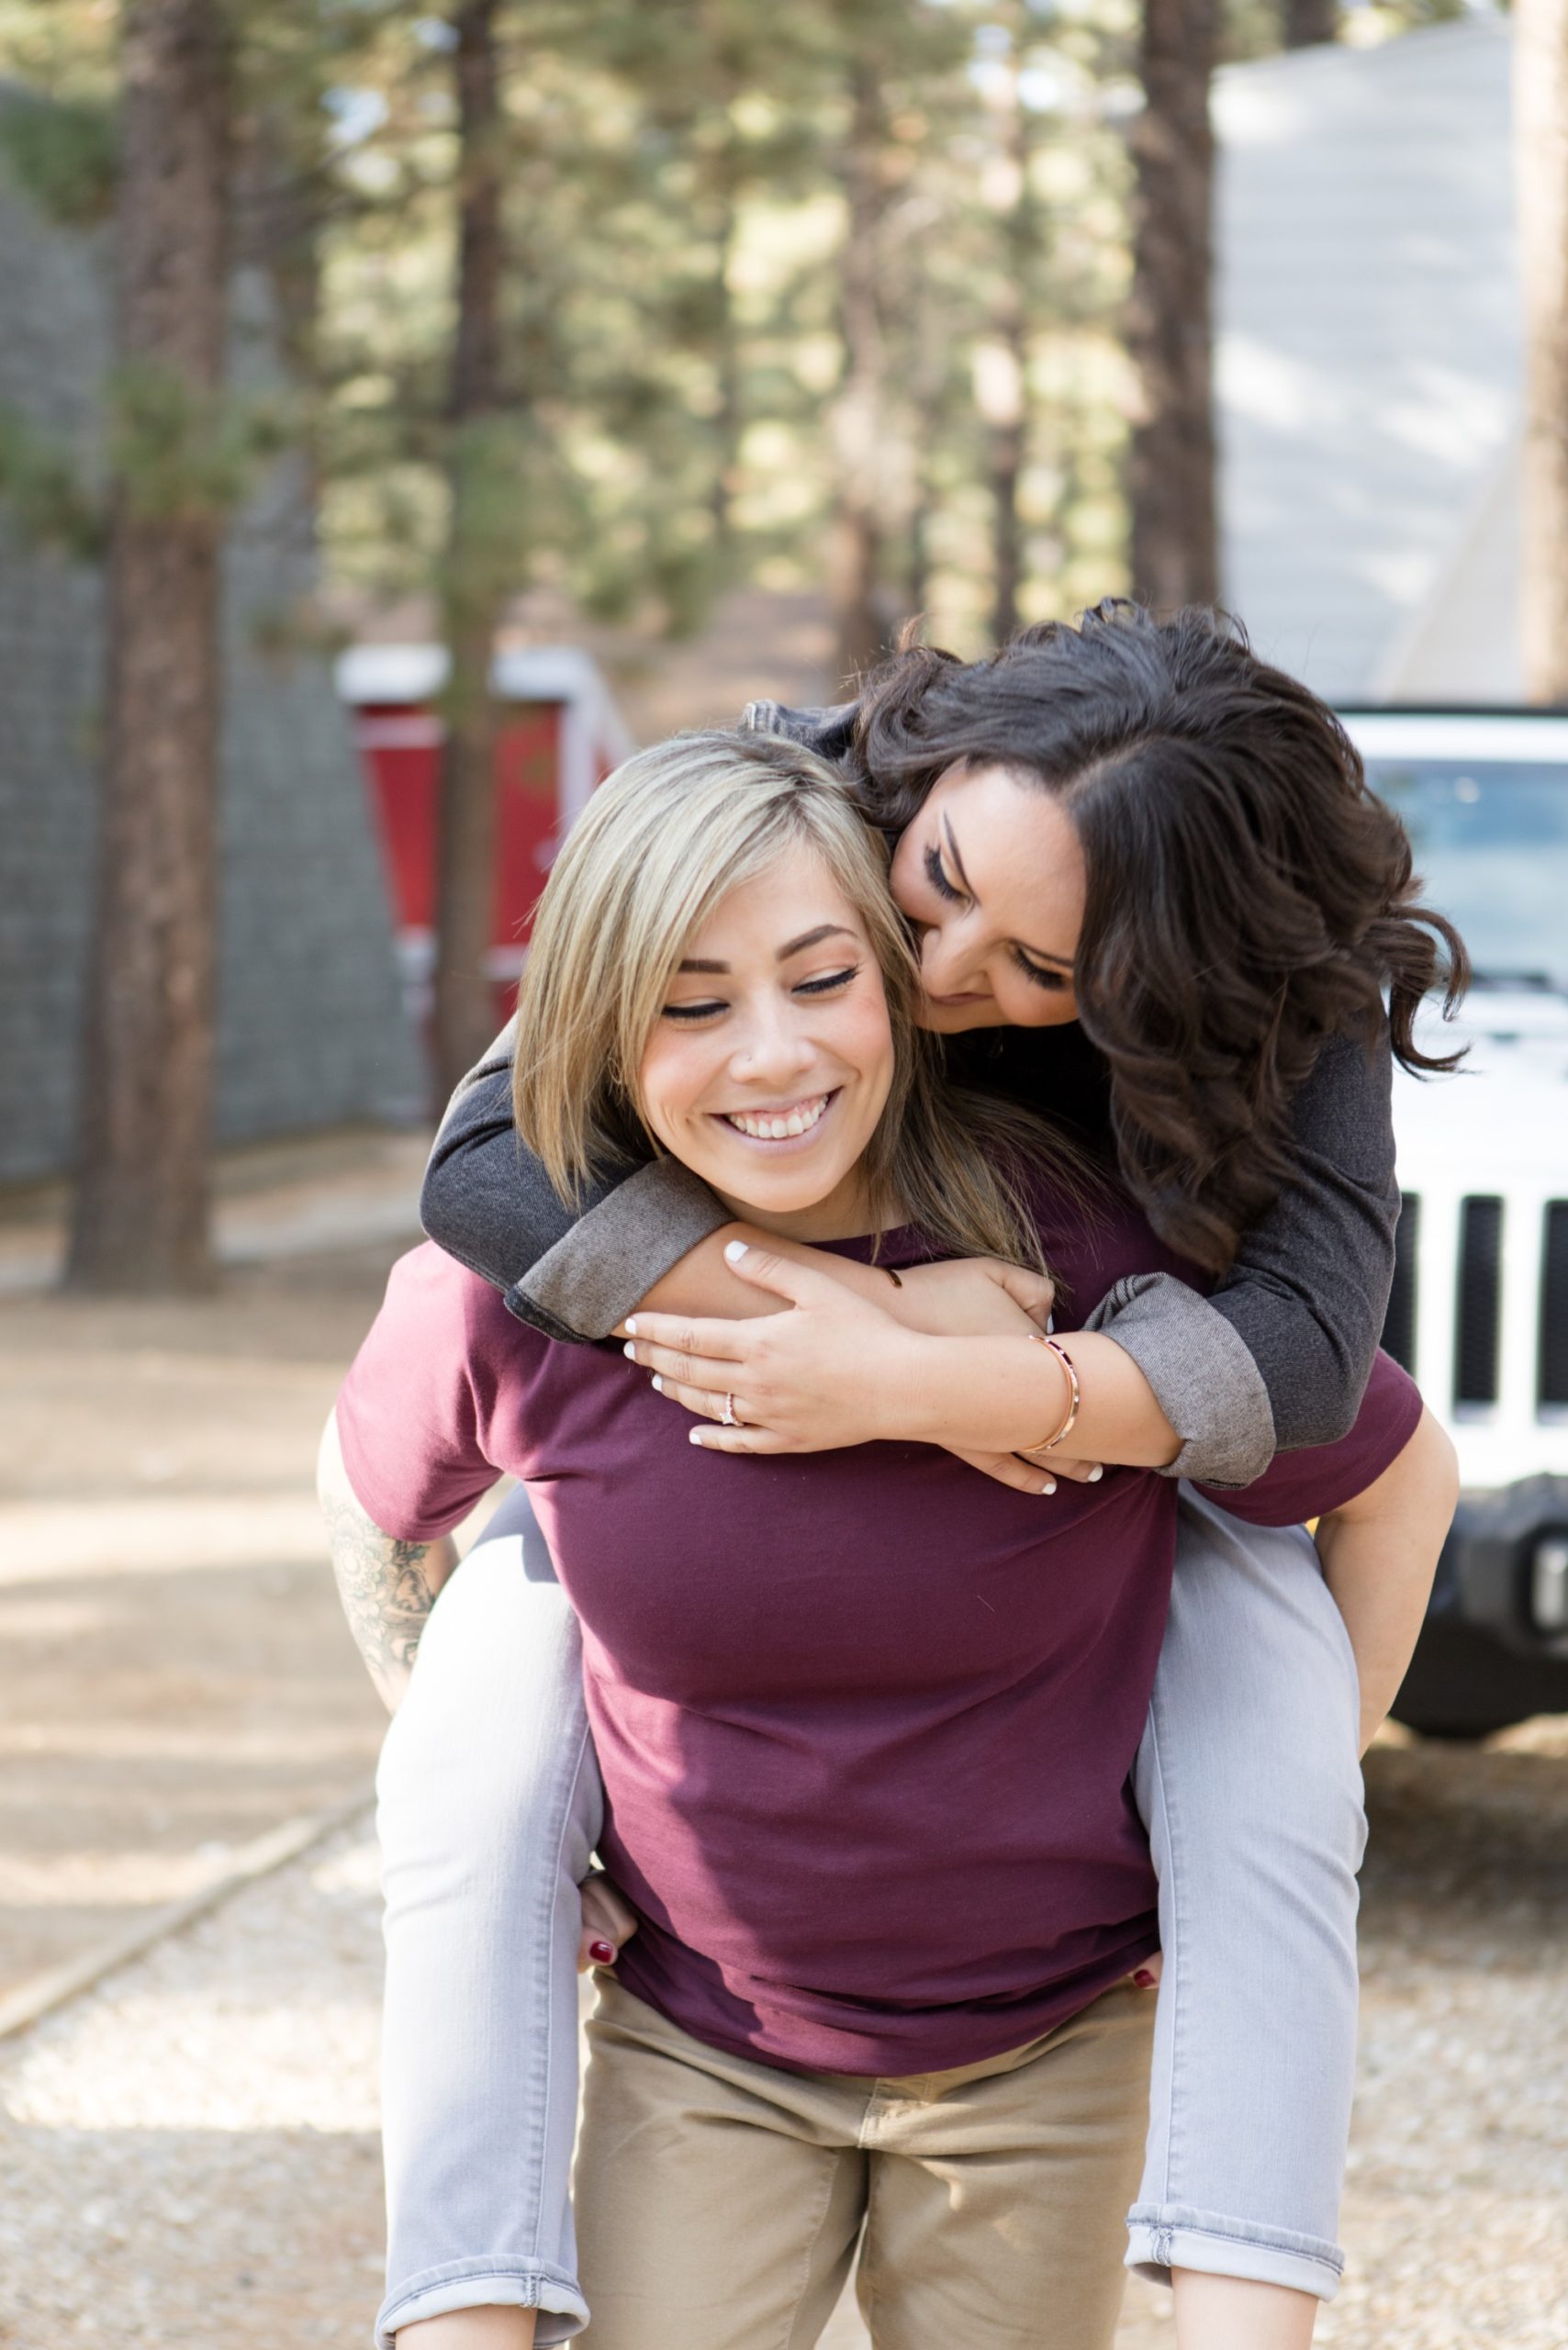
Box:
[676,924,854,976]
[777,923,855,961]
[941,811,975,899]
[943,812,1074,971]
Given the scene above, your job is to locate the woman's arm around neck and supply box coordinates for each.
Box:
[420,1017,730,1341]
[1199,1026,1400,1451]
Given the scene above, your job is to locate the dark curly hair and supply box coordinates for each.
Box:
[852,600,1468,1273]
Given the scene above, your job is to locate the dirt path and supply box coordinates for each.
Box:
[3,1729,1566,2350]
[0,1810,1178,2350]
[0,1188,411,2008]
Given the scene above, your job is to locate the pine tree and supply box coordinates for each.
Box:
[610,2,811,565]
[827,57,894,683]
[813,0,970,682]
[972,1,1042,644]
[1126,0,1218,612]
[66,0,234,1292]
[431,0,514,1098]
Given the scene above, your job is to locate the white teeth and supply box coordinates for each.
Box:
[724,1094,829,1141]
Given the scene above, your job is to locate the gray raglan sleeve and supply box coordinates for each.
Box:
[419,1018,729,1343]
[1084,1027,1400,1484]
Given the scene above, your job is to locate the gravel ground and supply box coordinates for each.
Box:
[0,1223,404,2004]
[0,1823,386,2349]
[1,1723,1565,2350]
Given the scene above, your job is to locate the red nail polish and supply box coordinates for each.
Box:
[1132,1968,1158,1989]
[589,1939,616,1965]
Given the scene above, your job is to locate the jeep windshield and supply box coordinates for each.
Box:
[1359,757,1568,994]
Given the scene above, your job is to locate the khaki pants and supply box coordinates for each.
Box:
[574,1975,1155,2350]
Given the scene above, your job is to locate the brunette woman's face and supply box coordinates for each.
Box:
[889,762,1083,1031]
[636,845,896,1240]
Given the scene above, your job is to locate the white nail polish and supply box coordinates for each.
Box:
[723,1239,748,1263]
[651,1374,663,1392]
[1088,1464,1103,1483]
[689,1427,705,1444]
[623,1317,637,1337]
[1041,1480,1057,1495]
[622,1340,636,1359]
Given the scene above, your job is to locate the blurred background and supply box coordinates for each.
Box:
[0,2,1566,2344]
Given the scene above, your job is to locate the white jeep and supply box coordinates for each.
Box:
[1343,711,1568,1735]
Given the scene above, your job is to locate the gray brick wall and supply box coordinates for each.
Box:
[0,134,422,1184]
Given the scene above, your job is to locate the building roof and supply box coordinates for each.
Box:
[1215,14,1519,703]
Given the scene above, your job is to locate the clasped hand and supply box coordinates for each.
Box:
[620,1242,1102,1494]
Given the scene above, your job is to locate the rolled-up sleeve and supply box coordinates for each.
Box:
[420,1019,728,1343]
[1083,1271,1277,1487]
[506,1158,731,1341]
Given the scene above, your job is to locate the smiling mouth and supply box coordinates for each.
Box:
[719,1091,834,1141]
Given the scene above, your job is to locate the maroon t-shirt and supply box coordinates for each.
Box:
[338,1192,1420,2077]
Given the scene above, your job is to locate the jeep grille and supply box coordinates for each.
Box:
[1542,1203,1568,1408]
[1386,1191,1568,1415]
[1383,1194,1419,1372]
[1455,1196,1504,1404]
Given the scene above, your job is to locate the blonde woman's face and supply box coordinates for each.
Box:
[637,844,896,1240]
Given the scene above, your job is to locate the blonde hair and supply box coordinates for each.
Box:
[512,730,1070,1270]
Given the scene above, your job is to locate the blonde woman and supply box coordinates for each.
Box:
[321,732,1452,2350]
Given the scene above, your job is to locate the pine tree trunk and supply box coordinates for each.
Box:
[982,39,1031,647]
[986,327,1025,647]
[829,64,890,688]
[710,201,741,552]
[431,0,508,1100]
[66,0,230,1294]
[1518,0,1568,703]
[906,329,943,623]
[1282,0,1337,47]
[1126,0,1218,613]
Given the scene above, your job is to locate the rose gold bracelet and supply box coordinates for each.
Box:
[1019,1335,1081,1461]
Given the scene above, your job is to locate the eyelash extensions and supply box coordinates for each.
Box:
[924,842,1065,992]
[924,842,963,903]
[661,967,861,1023]
[1012,953,1066,992]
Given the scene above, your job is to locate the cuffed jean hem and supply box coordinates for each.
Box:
[1126,2206,1344,2301]
[375,2259,589,2348]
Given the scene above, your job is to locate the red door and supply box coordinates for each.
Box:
[351,698,566,1033]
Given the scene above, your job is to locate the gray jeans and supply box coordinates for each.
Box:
[373,1487,1363,2345]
